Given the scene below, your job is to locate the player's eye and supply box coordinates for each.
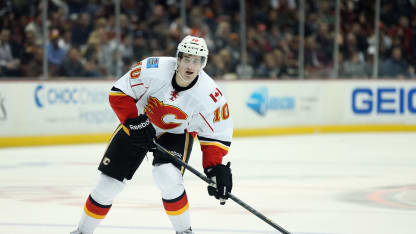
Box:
[183,57,201,65]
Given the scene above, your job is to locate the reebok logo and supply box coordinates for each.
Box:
[168,150,182,158]
[129,119,151,130]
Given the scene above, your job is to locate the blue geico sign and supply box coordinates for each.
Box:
[34,84,107,108]
[352,87,416,114]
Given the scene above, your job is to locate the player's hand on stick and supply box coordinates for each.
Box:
[124,114,156,151]
[204,162,232,205]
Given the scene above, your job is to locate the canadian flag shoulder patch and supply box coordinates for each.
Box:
[209,88,223,103]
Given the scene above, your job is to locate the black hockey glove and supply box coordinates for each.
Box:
[124,114,156,151]
[204,162,232,205]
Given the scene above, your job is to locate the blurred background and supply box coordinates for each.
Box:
[1,0,415,81]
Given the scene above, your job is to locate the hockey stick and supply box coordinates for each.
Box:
[153,140,291,234]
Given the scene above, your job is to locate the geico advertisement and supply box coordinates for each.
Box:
[228,82,320,128]
[349,83,416,122]
[33,82,118,128]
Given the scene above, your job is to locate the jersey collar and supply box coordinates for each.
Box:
[172,73,199,92]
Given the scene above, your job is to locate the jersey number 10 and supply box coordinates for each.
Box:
[213,103,230,122]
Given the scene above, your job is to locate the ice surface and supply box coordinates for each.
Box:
[0,133,415,234]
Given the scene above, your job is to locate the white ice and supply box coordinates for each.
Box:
[0,133,415,234]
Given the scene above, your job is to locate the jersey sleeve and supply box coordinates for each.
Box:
[109,60,150,124]
[194,93,233,169]
[113,60,151,101]
[109,87,138,124]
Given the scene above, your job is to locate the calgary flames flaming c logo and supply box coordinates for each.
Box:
[145,96,187,129]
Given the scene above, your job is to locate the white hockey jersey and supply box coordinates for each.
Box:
[110,57,233,168]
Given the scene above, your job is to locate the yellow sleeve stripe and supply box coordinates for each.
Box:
[122,125,130,136]
[109,92,127,96]
[181,133,191,175]
[199,141,229,152]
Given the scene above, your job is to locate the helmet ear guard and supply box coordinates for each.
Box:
[176,35,209,69]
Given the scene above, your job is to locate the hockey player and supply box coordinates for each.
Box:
[70,35,233,234]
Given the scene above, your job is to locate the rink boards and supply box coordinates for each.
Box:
[0,79,416,147]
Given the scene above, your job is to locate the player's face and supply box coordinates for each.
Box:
[177,54,203,82]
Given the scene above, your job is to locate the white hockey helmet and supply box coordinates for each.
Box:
[176,35,209,68]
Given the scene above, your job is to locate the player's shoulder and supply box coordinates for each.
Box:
[142,56,176,70]
[137,56,176,81]
[193,70,226,109]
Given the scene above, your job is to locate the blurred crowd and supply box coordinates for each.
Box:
[0,0,416,79]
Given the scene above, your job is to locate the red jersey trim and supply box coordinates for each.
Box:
[199,112,214,132]
[109,93,138,123]
[201,144,227,168]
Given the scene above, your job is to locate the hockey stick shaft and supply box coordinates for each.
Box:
[153,140,291,234]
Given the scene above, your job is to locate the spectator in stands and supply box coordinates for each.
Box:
[49,7,67,33]
[2,0,416,80]
[132,30,151,60]
[20,29,39,77]
[21,47,43,78]
[58,30,73,51]
[47,29,68,76]
[71,13,93,48]
[84,0,101,15]
[315,23,333,66]
[380,1,398,28]
[341,33,365,63]
[304,36,321,75]
[0,28,21,77]
[257,51,282,79]
[82,39,102,77]
[390,16,413,59]
[86,18,119,77]
[8,25,26,67]
[268,24,284,49]
[95,27,116,77]
[208,48,235,79]
[60,47,86,77]
[350,23,369,55]
[236,52,255,79]
[380,47,409,79]
[341,50,370,78]
[225,33,241,70]
[25,11,43,47]
[84,59,103,77]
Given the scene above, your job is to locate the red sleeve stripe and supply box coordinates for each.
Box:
[189,131,197,138]
[84,195,112,219]
[201,144,227,169]
[199,112,214,132]
[162,191,189,215]
[131,83,144,87]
